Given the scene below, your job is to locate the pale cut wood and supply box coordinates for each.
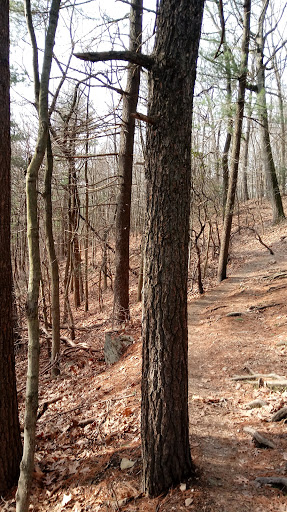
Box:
[243,427,275,449]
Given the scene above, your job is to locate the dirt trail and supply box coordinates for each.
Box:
[187,234,287,511]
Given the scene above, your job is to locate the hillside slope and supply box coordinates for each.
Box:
[7,200,287,512]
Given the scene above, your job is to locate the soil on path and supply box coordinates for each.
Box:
[188,221,287,512]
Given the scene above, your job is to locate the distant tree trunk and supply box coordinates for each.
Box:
[44,132,60,376]
[113,0,143,322]
[84,82,90,312]
[141,0,204,497]
[217,0,251,283]
[222,50,233,211]
[255,0,285,223]
[16,1,61,510]
[242,91,252,201]
[0,0,22,494]
[273,54,286,195]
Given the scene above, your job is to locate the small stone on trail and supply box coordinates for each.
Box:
[185,497,193,507]
[120,458,135,470]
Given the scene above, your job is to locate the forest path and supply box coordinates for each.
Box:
[187,230,287,512]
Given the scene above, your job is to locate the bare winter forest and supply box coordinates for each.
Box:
[1,0,287,511]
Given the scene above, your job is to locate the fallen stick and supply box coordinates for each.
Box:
[243,427,275,449]
[37,395,63,420]
[40,326,100,353]
[248,303,282,312]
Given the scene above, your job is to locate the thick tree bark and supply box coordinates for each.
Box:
[0,0,22,495]
[217,0,251,283]
[114,0,143,322]
[141,0,204,497]
[255,0,285,223]
[16,2,61,510]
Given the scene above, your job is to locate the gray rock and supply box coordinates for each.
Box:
[104,332,133,364]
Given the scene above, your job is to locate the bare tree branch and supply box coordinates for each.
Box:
[74,50,154,70]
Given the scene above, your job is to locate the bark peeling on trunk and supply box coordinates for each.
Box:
[141,0,204,497]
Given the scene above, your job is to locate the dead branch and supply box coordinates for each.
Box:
[232,226,274,254]
[131,111,158,125]
[40,326,101,353]
[243,426,275,449]
[248,302,282,311]
[74,50,154,70]
[37,395,63,420]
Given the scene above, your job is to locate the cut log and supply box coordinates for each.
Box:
[266,380,287,391]
[245,399,267,409]
[243,427,275,449]
[255,477,287,490]
[232,372,285,382]
[271,406,287,422]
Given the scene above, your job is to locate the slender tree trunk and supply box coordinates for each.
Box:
[142,0,204,497]
[217,0,251,283]
[222,50,233,211]
[242,91,252,201]
[255,0,284,223]
[44,132,60,376]
[113,0,143,322]
[84,82,90,312]
[16,2,61,510]
[273,55,286,195]
[0,0,22,494]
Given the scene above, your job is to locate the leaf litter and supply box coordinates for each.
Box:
[6,199,287,511]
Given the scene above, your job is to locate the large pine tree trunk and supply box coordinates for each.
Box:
[113,0,143,322]
[141,0,204,497]
[0,0,22,494]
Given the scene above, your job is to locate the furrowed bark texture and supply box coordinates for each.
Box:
[141,0,204,497]
[114,0,143,322]
[16,2,61,511]
[0,0,22,494]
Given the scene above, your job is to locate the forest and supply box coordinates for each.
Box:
[1,0,287,511]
